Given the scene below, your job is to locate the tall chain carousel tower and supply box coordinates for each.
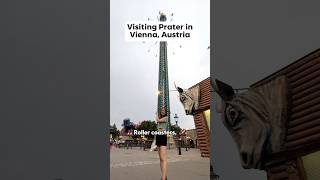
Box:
[157,13,171,131]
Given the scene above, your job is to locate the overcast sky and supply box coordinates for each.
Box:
[110,0,210,129]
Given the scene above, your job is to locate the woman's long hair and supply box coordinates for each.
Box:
[159,107,167,119]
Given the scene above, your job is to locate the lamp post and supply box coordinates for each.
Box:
[174,114,181,155]
[174,114,178,126]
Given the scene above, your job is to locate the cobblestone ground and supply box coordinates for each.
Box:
[110,147,210,180]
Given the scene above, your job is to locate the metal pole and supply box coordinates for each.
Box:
[178,139,182,155]
[174,114,182,155]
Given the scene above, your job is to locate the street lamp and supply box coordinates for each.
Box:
[173,114,181,155]
[174,114,178,126]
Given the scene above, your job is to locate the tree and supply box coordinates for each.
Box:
[136,120,157,140]
[170,124,181,136]
[110,123,120,139]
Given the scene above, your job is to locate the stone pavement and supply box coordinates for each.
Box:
[110,147,210,180]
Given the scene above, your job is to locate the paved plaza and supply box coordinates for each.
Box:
[110,147,210,180]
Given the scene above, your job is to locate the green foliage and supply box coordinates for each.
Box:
[137,120,157,139]
[110,123,120,139]
[137,120,157,131]
[170,124,181,135]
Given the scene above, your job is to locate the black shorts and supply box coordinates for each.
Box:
[156,135,167,146]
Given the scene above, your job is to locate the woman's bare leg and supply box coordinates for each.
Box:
[158,146,167,180]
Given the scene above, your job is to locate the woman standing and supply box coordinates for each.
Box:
[156,107,168,180]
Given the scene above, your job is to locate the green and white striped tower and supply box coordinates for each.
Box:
[157,13,171,131]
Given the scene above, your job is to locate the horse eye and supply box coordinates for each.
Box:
[226,105,239,126]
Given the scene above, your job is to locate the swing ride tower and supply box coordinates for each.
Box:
[157,13,171,131]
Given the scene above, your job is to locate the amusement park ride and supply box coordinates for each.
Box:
[157,13,171,131]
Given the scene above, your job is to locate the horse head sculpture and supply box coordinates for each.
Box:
[212,76,288,169]
[175,83,200,115]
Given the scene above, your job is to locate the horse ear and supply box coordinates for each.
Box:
[174,82,184,93]
[212,79,235,101]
